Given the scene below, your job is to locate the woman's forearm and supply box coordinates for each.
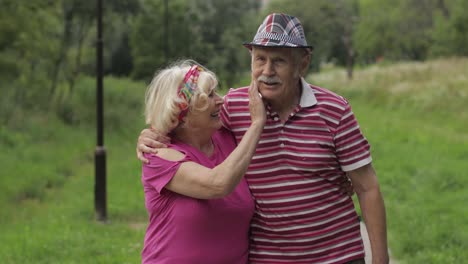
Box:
[209,121,264,197]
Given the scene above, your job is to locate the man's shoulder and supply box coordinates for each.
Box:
[224,87,250,105]
[309,84,349,107]
[225,86,249,97]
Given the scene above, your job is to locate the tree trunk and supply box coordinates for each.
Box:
[68,17,90,95]
[50,4,74,98]
[346,48,355,80]
[342,34,354,80]
[437,0,450,19]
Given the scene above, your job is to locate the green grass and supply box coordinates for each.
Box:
[350,102,468,263]
[0,77,148,263]
[0,58,467,263]
[310,57,468,263]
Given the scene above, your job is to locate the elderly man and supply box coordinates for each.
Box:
[137,13,389,264]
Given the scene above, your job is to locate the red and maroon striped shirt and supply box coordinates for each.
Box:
[221,79,371,263]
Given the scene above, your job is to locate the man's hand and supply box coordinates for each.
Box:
[136,128,171,163]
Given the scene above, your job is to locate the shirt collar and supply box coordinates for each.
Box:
[299,77,317,107]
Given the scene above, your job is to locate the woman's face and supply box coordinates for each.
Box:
[185,89,224,132]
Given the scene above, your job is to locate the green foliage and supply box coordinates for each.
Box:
[54,75,146,131]
[265,0,359,70]
[430,0,468,57]
[0,0,140,124]
[3,0,468,127]
[130,0,258,86]
[130,0,192,80]
[354,0,419,62]
[187,0,258,87]
[0,1,62,106]
[354,0,468,63]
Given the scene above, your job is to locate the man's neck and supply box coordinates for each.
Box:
[269,81,302,122]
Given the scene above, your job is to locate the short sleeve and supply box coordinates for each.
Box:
[142,152,188,193]
[334,103,372,171]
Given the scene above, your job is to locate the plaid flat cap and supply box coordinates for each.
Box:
[244,13,313,50]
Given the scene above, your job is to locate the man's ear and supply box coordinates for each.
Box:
[300,51,311,77]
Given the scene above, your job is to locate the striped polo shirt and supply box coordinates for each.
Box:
[220,78,371,264]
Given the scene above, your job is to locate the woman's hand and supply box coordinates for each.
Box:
[248,80,266,126]
[339,176,355,197]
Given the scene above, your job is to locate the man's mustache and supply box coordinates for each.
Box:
[257,76,282,84]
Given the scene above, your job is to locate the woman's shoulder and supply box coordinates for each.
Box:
[143,146,186,164]
[154,148,185,162]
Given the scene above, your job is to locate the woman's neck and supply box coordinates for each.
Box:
[173,127,214,156]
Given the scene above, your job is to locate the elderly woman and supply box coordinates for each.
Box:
[141,60,265,264]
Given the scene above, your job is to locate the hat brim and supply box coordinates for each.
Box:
[243,42,313,51]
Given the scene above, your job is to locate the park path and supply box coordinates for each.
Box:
[360,222,398,264]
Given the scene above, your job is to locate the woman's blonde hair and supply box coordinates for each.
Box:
[144,60,218,135]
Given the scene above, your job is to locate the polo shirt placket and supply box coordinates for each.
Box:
[266,104,302,151]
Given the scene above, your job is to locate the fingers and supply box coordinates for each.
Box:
[248,80,260,100]
[139,137,168,149]
[339,177,355,197]
[248,81,266,126]
[137,130,168,151]
[136,141,168,163]
[136,148,149,164]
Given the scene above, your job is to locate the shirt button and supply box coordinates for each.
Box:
[274,117,279,121]
[280,143,284,148]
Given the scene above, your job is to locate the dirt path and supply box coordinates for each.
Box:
[360,222,398,264]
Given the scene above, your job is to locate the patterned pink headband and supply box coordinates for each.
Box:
[177,65,204,121]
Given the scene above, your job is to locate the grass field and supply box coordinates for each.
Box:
[0,57,467,263]
[311,57,468,263]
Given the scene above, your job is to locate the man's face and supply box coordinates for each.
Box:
[251,47,306,101]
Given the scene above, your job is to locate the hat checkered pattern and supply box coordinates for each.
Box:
[244,13,313,49]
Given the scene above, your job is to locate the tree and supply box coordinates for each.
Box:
[333,0,359,79]
[187,0,259,87]
[130,0,259,86]
[130,0,191,80]
[0,1,63,110]
[354,0,403,63]
[264,0,359,74]
[430,0,468,57]
[353,0,467,64]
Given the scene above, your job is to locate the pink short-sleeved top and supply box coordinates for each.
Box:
[141,128,254,264]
